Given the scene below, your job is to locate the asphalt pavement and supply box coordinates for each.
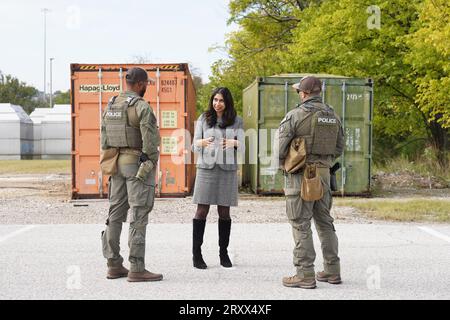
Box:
[0,222,449,300]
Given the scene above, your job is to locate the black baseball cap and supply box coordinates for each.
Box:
[126,67,149,84]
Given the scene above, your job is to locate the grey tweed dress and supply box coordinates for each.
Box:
[193,166,238,206]
[192,115,244,207]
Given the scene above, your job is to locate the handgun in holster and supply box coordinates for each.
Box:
[329,162,341,192]
[135,152,152,182]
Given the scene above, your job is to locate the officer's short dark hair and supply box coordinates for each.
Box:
[126,67,148,85]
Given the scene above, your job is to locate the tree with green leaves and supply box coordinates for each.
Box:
[282,0,431,162]
[0,72,47,114]
[206,0,316,114]
[405,0,450,166]
[53,90,70,105]
[209,0,449,167]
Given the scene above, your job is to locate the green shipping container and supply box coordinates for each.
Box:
[242,74,373,195]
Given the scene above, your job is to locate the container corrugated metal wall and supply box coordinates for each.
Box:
[71,63,196,199]
[242,74,373,196]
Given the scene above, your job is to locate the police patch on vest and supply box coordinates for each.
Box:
[105,111,123,119]
[317,117,337,124]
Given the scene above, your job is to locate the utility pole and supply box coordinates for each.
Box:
[49,58,54,108]
[42,8,50,102]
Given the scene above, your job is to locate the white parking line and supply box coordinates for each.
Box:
[0,226,36,244]
[418,226,450,244]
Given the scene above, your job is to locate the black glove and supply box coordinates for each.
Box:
[139,153,150,165]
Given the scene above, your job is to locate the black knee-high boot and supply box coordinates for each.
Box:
[193,219,207,269]
[218,219,232,268]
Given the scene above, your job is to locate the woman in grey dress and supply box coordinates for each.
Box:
[191,87,245,269]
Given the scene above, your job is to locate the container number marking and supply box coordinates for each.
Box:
[161,136,178,155]
[161,111,177,128]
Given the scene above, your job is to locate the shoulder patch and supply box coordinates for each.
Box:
[280,114,292,125]
[279,114,293,135]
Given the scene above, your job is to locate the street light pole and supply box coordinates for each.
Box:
[42,8,50,102]
[49,58,54,108]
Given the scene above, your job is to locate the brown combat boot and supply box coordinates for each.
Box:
[127,270,163,282]
[106,265,129,279]
[282,275,316,289]
[316,271,342,284]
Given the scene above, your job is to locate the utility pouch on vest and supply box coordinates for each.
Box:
[284,137,306,174]
[100,148,119,175]
[301,164,324,201]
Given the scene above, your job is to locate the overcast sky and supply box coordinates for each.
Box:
[0,0,237,92]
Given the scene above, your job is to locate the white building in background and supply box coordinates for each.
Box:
[30,108,52,159]
[0,103,33,160]
[41,104,71,159]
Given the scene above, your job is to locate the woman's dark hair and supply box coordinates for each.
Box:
[204,87,236,128]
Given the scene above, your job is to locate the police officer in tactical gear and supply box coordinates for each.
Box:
[277,76,344,289]
[100,67,162,282]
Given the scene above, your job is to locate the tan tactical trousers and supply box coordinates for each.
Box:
[101,154,156,272]
[285,169,340,277]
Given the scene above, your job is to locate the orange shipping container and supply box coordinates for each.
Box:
[70,63,196,199]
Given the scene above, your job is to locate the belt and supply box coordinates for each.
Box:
[306,163,330,176]
[317,167,330,176]
[119,148,141,156]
